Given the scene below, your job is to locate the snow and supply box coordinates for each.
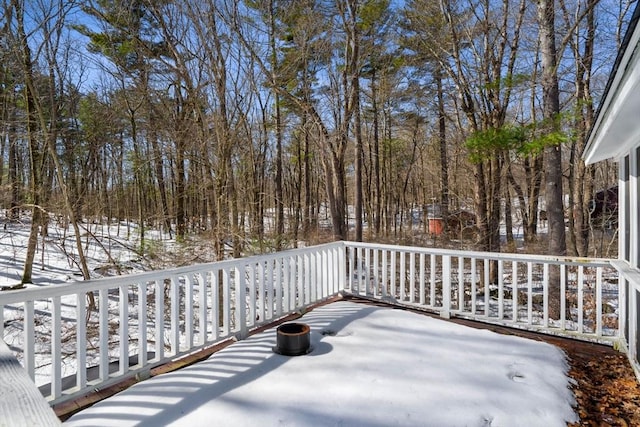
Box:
[65,301,577,427]
[0,217,581,426]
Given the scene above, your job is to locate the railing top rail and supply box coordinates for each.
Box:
[612,260,640,287]
[0,241,344,305]
[343,241,614,268]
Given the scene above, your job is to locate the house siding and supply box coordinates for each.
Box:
[619,147,640,375]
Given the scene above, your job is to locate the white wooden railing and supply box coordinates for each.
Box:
[0,242,344,406]
[344,242,620,343]
[0,241,626,415]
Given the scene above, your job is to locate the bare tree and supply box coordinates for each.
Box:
[537,0,566,319]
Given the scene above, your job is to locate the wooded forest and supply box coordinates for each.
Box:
[0,0,634,283]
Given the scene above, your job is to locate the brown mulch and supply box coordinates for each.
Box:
[564,343,640,426]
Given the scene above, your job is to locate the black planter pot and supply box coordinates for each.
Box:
[273,323,311,356]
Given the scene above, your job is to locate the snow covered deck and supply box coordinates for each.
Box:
[63,301,577,426]
[0,241,630,424]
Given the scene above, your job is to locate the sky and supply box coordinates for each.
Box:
[64,301,577,427]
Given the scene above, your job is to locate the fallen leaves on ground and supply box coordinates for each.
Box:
[566,348,640,426]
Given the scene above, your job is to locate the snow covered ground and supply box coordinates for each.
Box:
[65,301,577,427]
[0,219,165,288]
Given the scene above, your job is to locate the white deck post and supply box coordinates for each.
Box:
[441,255,451,318]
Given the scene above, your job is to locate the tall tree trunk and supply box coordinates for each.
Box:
[14,0,93,304]
[566,0,596,257]
[524,154,544,241]
[303,112,313,237]
[538,0,566,320]
[14,0,45,285]
[148,105,173,238]
[371,68,382,237]
[436,66,449,232]
[8,126,20,220]
[268,0,285,249]
[351,15,363,243]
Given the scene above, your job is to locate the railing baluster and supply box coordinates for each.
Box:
[266,261,274,319]
[390,250,397,298]
[327,247,333,297]
[247,263,258,325]
[256,263,264,324]
[430,254,436,307]
[236,266,246,337]
[155,279,165,361]
[331,247,338,296]
[170,277,180,354]
[275,259,283,317]
[365,248,371,296]
[325,250,330,300]
[317,249,324,299]
[297,254,304,305]
[578,265,584,334]
[76,294,87,389]
[211,271,219,342]
[289,255,298,310]
[381,249,388,297]
[120,285,129,372]
[527,262,533,325]
[138,283,147,367]
[99,288,109,380]
[291,255,298,309]
[302,253,312,301]
[306,253,314,308]
[198,273,207,344]
[400,251,406,301]
[373,249,380,298]
[471,258,477,315]
[185,276,194,349]
[222,269,231,335]
[24,301,35,381]
[457,257,464,312]
[560,264,567,331]
[359,248,366,296]
[484,259,489,317]
[348,245,355,292]
[51,296,61,399]
[442,255,451,317]
[498,260,504,320]
[307,251,320,298]
[322,248,328,298]
[325,248,331,299]
[338,244,346,293]
[410,253,416,303]
[278,256,290,313]
[543,263,549,328]
[596,267,603,336]
[419,253,425,306]
[512,261,518,322]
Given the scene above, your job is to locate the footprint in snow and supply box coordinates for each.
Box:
[508,370,526,382]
